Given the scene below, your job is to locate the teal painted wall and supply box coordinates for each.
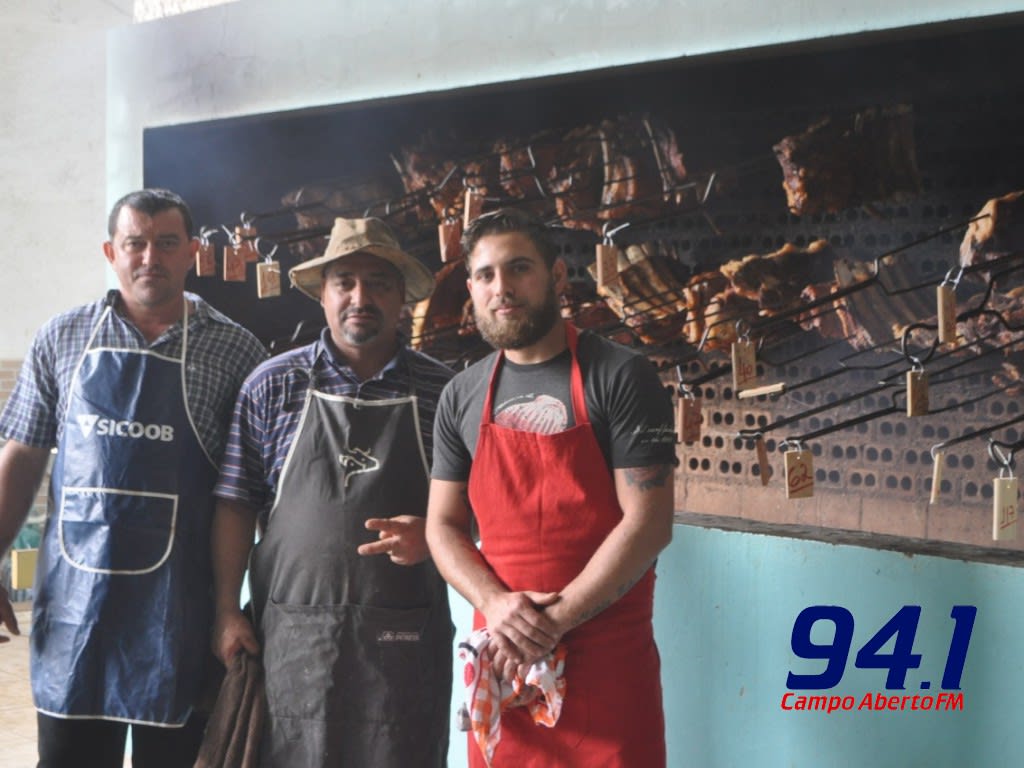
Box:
[447,525,1024,767]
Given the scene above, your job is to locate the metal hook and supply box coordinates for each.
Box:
[677,382,697,399]
[254,237,279,262]
[700,171,717,205]
[524,144,549,199]
[900,323,939,367]
[941,264,965,290]
[735,318,751,343]
[601,220,631,245]
[988,440,1016,474]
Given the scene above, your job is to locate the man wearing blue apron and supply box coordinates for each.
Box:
[212,217,454,767]
[0,189,267,767]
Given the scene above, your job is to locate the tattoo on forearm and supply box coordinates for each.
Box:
[577,598,613,625]
[575,559,654,625]
[623,464,673,491]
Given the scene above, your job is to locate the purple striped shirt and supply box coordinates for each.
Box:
[0,290,267,463]
[214,328,454,518]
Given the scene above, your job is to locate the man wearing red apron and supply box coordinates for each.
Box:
[428,208,677,767]
[212,217,454,767]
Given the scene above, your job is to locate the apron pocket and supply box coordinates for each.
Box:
[261,599,444,725]
[59,486,176,574]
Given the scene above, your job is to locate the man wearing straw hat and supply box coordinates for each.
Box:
[210,217,454,767]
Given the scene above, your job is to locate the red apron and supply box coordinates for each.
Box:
[467,323,665,768]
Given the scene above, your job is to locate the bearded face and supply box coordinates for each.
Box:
[474,278,561,350]
[466,231,568,355]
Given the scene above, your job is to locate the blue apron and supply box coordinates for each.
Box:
[30,302,218,726]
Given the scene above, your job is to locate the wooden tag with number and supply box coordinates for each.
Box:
[676,397,702,444]
[993,476,1018,540]
[196,241,216,276]
[937,285,957,344]
[223,245,247,282]
[237,225,258,262]
[784,449,814,499]
[906,369,929,417]
[596,244,621,287]
[756,436,772,486]
[930,450,944,505]
[731,339,758,391]
[463,189,484,229]
[257,261,281,298]
[439,220,463,263]
[11,548,37,590]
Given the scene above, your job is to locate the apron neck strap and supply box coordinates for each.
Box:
[86,297,190,360]
[481,321,589,426]
[180,298,189,360]
[308,342,415,398]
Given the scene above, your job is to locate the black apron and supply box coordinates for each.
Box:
[249,373,452,767]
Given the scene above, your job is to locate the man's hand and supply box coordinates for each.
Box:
[482,590,562,680]
[358,516,429,565]
[0,585,19,644]
[211,608,259,666]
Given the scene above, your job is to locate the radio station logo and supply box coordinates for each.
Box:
[780,605,974,714]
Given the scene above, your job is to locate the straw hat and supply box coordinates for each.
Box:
[288,217,434,303]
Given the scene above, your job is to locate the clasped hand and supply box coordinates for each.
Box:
[483,590,562,683]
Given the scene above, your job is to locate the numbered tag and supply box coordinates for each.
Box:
[756,436,772,486]
[596,243,621,287]
[237,225,258,262]
[196,241,216,276]
[937,285,957,345]
[223,245,247,282]
[993,475,1018,541]
[930,450,944,505]
[784,449,814,499]
[11,548,37,590]
[439,219,463,263]
[463,189,484,229]
[906,369,929,417]
[731,339,758,391]
[676,396,702,444]
[257,261,281,298]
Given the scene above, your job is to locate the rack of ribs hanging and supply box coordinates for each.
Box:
[234,107,1024,374]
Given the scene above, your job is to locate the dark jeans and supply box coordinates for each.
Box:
[36,711,207,768]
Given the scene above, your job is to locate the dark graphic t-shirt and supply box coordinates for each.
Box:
[431,330,677,481]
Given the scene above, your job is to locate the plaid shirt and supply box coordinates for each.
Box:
[0,290,267,464]
[215,328,454,519]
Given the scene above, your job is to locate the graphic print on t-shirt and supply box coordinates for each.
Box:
[494,394,568,434]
